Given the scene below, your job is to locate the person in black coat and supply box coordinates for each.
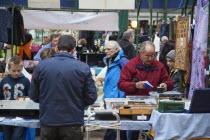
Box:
[76,38,88,53]
[118,31,136,59]
[159,40,175,73]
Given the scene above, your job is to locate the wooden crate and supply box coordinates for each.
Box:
[119,105,157,115]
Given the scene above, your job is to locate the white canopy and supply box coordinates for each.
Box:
[21,10,119,31]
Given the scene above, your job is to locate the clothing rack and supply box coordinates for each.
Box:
[0,2,15,58]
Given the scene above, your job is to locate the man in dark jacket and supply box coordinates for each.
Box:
[29,35,97,140]
[118,31,136,60]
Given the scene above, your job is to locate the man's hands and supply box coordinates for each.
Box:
[135,81,145,89]
[159,83,167,91]
[135,81,167,91]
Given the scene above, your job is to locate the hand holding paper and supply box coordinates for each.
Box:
[135,81,153,89]
[143,81,153,88]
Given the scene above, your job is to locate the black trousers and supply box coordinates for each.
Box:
[3,126,25,140]
[40,124,84,140]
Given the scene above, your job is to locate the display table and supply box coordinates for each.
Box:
[0,118,151,130]
[0,118,39,128]
[150,110,210,140]
[77,52,105,66]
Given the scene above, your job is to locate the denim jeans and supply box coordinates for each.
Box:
[3,126,25,140]
[40,124,84,140]
[126,130,140,140]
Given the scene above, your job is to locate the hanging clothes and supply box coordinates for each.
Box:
[19,40,32,60]
[0,9,12,43]
[7,7,25,46]
[19,32,33,60]
[189,0,208,99]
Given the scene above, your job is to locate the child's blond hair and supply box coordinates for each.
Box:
[8,56,23,69]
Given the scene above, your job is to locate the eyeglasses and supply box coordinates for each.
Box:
[144,54,156,58]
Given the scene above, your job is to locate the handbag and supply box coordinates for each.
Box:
[31,44,42,53]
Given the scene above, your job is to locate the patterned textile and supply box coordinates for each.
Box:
[189,0,208,99]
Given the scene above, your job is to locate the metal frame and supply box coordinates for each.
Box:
[86,112,121,140]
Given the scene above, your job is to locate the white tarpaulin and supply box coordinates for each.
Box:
[79,0,135,10]
[21,10,119,31]
[28,0,60,9]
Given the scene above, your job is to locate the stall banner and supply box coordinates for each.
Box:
[174,17,189,71]
[28,0,60,9]
[21,10,119,31]
[79,0,135,10]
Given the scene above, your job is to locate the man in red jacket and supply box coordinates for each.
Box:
[118,41,173,96]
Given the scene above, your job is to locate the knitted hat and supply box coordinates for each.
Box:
[166,50,175,61]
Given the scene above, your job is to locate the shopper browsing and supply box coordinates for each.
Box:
[40,48,56,60]
[103,41,129,98]
[29,35,97,140]
[103,41,129,140]
[118,41,173,139]
[159,40,175,73]
[166,50,181,92]
[33,33,61,66]
[0,56,30,140]
[118,41,173,96]
[118,31,136,60]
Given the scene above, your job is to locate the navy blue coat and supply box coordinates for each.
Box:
[29,52,97,126]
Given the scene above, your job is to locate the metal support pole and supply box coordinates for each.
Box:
[74,0,78,9]
[119,10,128,36]
[135,0,142,54]
[86,113,95,140]
[184,0,189,16]
[164,0,168,22]
[42,29,44,45]
[148,0,153,40]
[11,3,15,57]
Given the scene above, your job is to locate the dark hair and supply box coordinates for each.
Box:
[78,38,87,46]
[40,48,56,60]
[109,34,118,41]
[8,56,23,69]
[50,33,61,41]
[159,40,175,60]
[159,40,175,72]
[57,35,76,52]
[122,31,133,40]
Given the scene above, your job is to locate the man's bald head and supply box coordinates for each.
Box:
[139,41,156,66]
[139,41,155,53]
